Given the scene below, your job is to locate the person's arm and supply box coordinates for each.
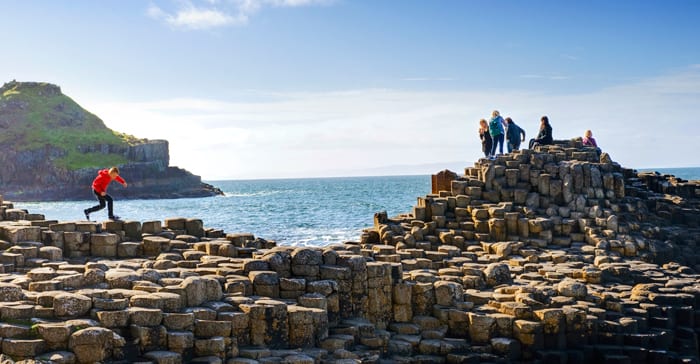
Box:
[116,175,127,187]
[520,127,526,142]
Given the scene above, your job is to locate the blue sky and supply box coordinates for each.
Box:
[2,0,699,179]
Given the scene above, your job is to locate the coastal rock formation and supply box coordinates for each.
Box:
[0,143,698,363]
[0,81,222,201]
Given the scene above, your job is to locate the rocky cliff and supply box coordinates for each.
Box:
[0,81,222,201]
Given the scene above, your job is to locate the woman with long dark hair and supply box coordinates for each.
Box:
[529,116,553,149]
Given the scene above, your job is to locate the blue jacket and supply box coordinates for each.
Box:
[506,122,526,146]
[489,116,504,136]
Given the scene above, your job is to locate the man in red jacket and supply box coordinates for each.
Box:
[83,167,128,221]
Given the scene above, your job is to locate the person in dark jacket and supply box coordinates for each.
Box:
[479,119,492,158]
[505,117,526,152]
[529,116,553,149]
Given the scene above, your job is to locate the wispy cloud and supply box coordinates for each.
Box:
[84,66,700,179]
[560,54,579,61]
[147,0,333,30]
[401,77,457,82]
[519,74,571,80]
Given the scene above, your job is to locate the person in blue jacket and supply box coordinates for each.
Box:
[505,117,526,152]
[488,110,505,158]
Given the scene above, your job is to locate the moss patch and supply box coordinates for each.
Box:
[0,81,145,170]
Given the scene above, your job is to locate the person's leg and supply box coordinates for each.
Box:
[105,194,114,218]
[497,134,504,155]
[507,141,513,153]
[528,138,535,149]
[85,191,106,214]
[490,137,498,157]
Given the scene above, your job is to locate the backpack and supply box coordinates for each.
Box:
[489,117,503,135]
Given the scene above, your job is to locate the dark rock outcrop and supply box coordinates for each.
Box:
[0,81,222,201]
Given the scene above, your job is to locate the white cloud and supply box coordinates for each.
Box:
[148,0,332,30]
[82,66,700,180]
[148,3,245,29]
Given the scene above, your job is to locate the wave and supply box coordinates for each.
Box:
[222,190,288,198]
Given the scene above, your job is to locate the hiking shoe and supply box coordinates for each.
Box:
[109,215,120,221]
[84,210,90,221]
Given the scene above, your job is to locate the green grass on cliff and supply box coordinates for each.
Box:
[0,81,140,170]
[54,151,128,170]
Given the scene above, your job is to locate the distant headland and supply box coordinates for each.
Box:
[0,81,222,201]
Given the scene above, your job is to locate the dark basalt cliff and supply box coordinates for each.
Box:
[0,81,222,201]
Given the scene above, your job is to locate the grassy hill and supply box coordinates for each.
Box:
[0,81,142,170]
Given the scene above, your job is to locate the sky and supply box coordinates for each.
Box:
[1,0,699,180]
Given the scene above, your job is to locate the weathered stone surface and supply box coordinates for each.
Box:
[556,279,588,299]
[68,327,115,363]
[0,282,25,301]
[483,263,512,287]
[54,293,92,318]
[181,275,223,306]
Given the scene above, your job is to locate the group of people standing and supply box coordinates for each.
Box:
[478,110,598,159]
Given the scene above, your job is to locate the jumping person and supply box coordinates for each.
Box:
[84,167,127,221]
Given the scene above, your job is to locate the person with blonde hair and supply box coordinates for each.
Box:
[83,167,128,221]
[488,110,505,158]
[582,129,598,147]
[479,119,493,158]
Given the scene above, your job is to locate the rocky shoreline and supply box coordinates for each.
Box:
[0,142,699,363]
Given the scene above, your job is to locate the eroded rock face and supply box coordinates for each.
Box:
[0,81,223,201]
[0,144,699,363]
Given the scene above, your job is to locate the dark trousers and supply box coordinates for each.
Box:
[86,190,113,217]
[507,141,521,153]
[491,134,504,156]
[528,138,537,149]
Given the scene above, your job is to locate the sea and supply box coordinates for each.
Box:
[11,167,700,247]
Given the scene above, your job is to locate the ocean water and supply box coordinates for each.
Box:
[11,168,699,247]
[637,167,700,181]
[13,175,431,246]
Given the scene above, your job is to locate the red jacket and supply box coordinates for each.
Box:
[92,169,125,194]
